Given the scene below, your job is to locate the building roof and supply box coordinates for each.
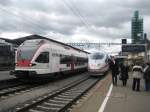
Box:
[0,37,14,44]
[0,34,89,54]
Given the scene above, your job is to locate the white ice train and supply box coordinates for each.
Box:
[11,39,89,78]
[88,51,110,76]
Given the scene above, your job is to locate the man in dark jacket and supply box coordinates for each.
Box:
[144,62,150,91]
[109,57,119,86]
[120,61,129,86]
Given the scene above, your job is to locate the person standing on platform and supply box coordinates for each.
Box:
[143,62,150,91]
[132,62,143,92]
[120,61,129,86]
[109,57,119,86]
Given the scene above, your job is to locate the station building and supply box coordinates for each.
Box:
[121,11,150,64]
[122,35,150,65]
[131,10,143,44]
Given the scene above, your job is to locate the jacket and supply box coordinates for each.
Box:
[120,64,129,80]
[132,65,143,79]
[109,60,119,76]
[144,65,150,81]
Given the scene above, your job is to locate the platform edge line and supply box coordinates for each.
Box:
[98,83,113,112]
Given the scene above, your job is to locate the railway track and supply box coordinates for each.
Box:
[0,84,39,100]
[12,76,100,112]
[0,78,23,90]
[0,78,37,99]
[0,72,89,101]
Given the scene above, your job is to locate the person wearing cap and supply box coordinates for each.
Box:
[132,62,143,92]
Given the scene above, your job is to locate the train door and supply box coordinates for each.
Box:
[71,55,75,71]
[51,51,59,73]
[34,52,50,73]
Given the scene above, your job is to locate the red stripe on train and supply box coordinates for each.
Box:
[17,60,31,67]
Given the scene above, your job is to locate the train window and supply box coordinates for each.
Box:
[91,53,104,60]
[60,55,72,64]
[74,57,88,66]
[0,45,11,56]
[35,52,49,63]
[67,64,70,67]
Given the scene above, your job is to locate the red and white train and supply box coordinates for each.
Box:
[11,39,89,78]
[88,51,110,76]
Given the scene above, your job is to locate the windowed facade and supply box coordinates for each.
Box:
[0,45,14,69]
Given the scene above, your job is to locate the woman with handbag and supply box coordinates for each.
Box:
[120,61,129,86]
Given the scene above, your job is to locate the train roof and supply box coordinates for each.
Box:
[0,34,89,54]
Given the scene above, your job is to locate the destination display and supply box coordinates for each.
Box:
[122,44,146,52]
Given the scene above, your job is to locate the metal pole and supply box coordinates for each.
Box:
[144,44,147,62]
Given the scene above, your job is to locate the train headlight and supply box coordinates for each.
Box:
[15,63,18,66]
[29,63,36,67]
[29,63,32,67]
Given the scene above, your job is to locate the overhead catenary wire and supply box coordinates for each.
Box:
[66,0,91,27]
[0,1,92,36]
[62,0,91,31]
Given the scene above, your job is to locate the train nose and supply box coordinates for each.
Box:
[89,63,101,69]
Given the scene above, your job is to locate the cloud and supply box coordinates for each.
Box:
[0,0,149,46]
[0,0,12,6]
[0,32,31,39]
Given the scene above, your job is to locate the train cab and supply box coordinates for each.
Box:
[88,52,109,76]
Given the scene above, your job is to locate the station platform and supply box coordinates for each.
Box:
[0,71,15,81]
[72,73,150,112]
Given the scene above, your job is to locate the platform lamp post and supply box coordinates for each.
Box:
[121,39,127,56]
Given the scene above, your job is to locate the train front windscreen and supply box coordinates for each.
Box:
[17,46,38,61]
[90,53,104,60]
[17,39,46,61]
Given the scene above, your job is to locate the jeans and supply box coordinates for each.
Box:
[122,79,127,86]
[145,80,150,91]
[112,75,117,85]
[132,78,140,91]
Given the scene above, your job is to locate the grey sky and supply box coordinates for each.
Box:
[0,0,150,44]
